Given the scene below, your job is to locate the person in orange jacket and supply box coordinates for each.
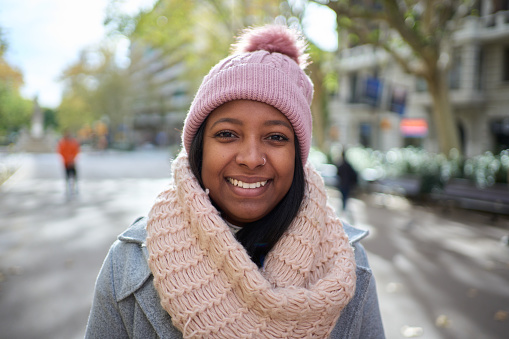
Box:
[57,130,80,197]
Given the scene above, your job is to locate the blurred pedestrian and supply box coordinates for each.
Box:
[336,149,358,213]
[85,24,384,339]
[57,130,80,198]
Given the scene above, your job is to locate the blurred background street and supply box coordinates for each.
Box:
[0,150,508,339]
[1,0,509,338]
[0,150,172,339]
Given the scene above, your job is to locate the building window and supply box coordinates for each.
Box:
[449,49,461,89]
[363,76,383,107]
[359,122,372,148]
[416,77,427,92]
[503,47,509,82]
[493,0,509,12]
[477,47,484,90]
[390,86,407,115]
[349,73,360,103]
[490,119,509,154]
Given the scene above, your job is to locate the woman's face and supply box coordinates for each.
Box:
[202,100,295,226]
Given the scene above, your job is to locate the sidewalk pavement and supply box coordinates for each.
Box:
[1,152,508,338]
[336,190,509,339]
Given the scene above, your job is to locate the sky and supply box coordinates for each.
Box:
[0,0,336,109]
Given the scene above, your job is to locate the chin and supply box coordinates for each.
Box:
[226,210,269,225]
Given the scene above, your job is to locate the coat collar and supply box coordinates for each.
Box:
[343,222,369,244]
[119,216,369,247]
[118,216,148,244]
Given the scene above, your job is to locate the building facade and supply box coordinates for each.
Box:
[330,0,509,157]
[126,40,190,149]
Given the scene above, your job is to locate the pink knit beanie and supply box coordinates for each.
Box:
[182,24,314,164]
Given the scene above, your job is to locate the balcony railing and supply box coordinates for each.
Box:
[480,10,509,29]
[456,10,509,42]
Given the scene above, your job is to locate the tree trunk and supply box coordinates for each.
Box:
[309,61,326,151]
[426,69,461,156]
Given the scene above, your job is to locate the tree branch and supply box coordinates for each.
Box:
[346,21,427,77]
[380,42,427,77]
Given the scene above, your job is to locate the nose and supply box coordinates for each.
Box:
[235,138,265,169]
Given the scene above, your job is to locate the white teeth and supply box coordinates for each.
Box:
[228,178,267,188]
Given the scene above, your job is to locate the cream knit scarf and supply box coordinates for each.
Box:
[146,152,356,338]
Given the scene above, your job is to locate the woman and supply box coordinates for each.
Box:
[85,24,384,338]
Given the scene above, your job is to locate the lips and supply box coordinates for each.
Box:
[227,177,268,189]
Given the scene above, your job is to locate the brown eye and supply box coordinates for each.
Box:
[215,131,236,138]
[268,134,289,142]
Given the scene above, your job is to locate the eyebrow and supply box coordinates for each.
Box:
[210,118,293,131]
[210,118,242,128]
[264,120,293,130]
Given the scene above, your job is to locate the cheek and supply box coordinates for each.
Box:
[283,164,295,189]
[275,150,296,190]
[201,152,217,184]
[201,143,227,185]
[201,141,214,184]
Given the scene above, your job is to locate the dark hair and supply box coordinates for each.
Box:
[189,120,306,267]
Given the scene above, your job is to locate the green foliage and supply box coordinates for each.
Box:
[0,26,8,56]
[347,33,360,45]
[132,0,195,50]
[58,43,132,135]
[131,0,208,90]
[338,16,353,28]
[104,0,148,37]
[57,95,96,132]
[129,0,287,92]
[0,82,32,134]
[323,71,339,93]
[347,146,509,193]
[367,29,380,43]
[463,150,509,187]
[43,108,58,129]
[0,25,31,134]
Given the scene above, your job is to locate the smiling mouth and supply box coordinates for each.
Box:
[227,178,268,189]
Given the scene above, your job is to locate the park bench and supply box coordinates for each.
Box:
[432,178,509,216]
[370,175,423,198]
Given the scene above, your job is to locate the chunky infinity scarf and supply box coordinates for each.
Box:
[146,152,356,338]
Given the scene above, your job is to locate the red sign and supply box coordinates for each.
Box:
[400,119,428,137]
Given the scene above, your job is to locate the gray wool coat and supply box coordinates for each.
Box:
[85,217,385,339]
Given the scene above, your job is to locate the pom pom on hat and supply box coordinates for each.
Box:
[232,24,310,68]
[183,24,314,164]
